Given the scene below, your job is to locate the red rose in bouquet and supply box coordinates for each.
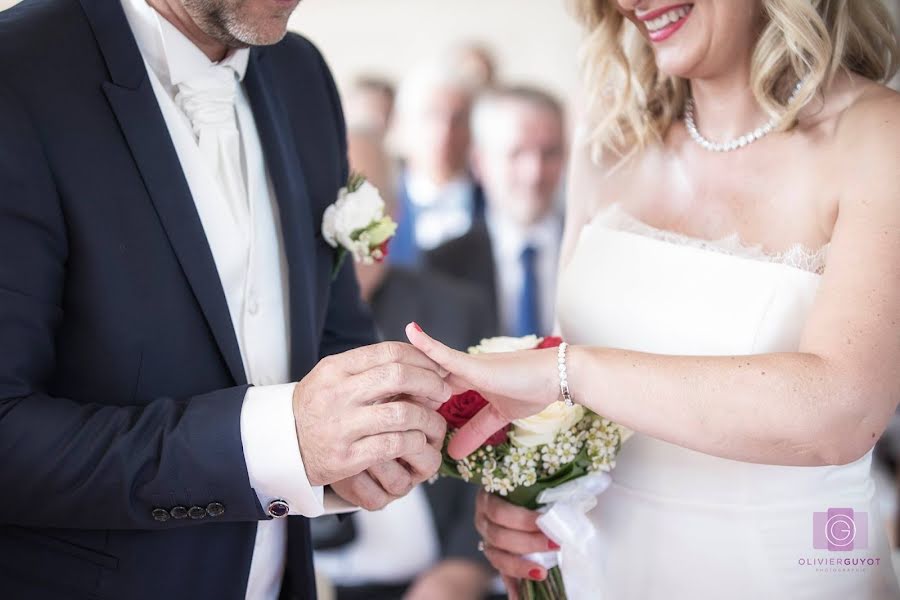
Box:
[436,334,629,600]
[438,390,509,446]
[536,336,563,350]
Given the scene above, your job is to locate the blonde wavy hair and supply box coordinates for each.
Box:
[571,0,899,162]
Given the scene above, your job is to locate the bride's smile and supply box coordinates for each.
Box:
[617,0,763,81]
[636,3,693,43]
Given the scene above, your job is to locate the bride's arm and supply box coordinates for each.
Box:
[565,97,900,467]
[409,96,900,468]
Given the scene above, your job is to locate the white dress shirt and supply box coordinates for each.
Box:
[405,172,476,251]
[486,209,563,337]
[314,486,440,586]
[121,2,334,598]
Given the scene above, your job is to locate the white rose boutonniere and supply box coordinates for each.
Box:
[321,172,398,277]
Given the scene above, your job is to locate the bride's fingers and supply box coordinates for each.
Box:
[447,404,511,459]
[477,515,553,555]
[502,575,521,600]
[406,323,482,383]
[483,543,547,582]
[479,491,544,533]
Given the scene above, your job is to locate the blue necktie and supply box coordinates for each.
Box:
[514,245,541,337]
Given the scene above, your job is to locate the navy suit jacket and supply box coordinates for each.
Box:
[0,1,377,598]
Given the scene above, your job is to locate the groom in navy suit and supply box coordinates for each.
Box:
[0,0,450,598]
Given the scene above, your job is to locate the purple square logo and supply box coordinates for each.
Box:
[813,508,868,551]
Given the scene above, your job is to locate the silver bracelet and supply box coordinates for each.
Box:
[557,342,576,408]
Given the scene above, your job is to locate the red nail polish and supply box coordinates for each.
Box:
[548,540,561,550]
[412,322,423,333]
[528,568,545,581]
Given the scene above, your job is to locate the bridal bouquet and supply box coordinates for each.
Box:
[437,335,629,600]
[321,172,397,277]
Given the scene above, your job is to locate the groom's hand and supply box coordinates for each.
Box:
[330,414,446,511]
[293,342,451,487]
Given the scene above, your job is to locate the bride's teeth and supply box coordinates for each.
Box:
[646,5,690,33]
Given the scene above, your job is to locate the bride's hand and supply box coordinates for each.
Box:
[405,323,558,458]
[475,489,555,593]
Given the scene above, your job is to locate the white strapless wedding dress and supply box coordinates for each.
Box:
[556,205,898,600]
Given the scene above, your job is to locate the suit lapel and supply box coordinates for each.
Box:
[81,0,246,385]
[243,50,319,378]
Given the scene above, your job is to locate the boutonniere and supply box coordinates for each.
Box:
[321,172,398,278]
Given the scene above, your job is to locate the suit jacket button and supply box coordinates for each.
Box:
[170,506,189,520]
[188,506,207,520]
[206,502,225,518]
[152,508,170,522]
[267,499,289,518]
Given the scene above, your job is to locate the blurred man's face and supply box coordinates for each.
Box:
[408,86,472,183]
[346,87,394,134]
[475,102,566,227]
[182,0,300,48]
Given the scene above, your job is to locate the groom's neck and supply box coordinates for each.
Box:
[145,0,230,62]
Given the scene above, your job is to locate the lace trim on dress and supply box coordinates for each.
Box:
[593,204,829,275]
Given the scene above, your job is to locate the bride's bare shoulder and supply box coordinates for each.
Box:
[806,73,900,147]
[567,132,656,220]
[833,77,900,176]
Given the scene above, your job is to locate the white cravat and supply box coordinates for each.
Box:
[175,67,250,232]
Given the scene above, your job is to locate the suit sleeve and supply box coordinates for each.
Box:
[309,42,380,357]
[0,84,266,530]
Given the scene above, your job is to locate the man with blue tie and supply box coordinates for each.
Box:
[389,57,486,267]
[0,1,449,598]
[427,86,568,339]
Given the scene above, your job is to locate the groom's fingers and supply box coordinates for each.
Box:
[366,459,416,497]
[334,341,448,377]
[447,405,511,459]
[344,364,452,408]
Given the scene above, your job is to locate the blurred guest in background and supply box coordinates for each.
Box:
[452,41,498,90]
[390,57,485,266]
[427,86,567,338]
[344,76,396,137]
[312,126,496,600]
[346,127,494,350]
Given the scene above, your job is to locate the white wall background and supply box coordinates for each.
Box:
[289,0,583,99]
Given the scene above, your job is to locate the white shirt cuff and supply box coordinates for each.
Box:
[323,489,359,515]
[240,383,326,518]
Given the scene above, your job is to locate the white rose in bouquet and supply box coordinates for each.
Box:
[469,335,542,355]
[511,401,586,448]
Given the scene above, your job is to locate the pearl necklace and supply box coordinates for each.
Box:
[684,81,804,153]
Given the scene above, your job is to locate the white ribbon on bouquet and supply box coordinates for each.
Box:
[523,472,612,599]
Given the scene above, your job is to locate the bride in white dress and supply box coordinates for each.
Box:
[405,0,900,598]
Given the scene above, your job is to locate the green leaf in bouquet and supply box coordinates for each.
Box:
[499,447,593,510]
